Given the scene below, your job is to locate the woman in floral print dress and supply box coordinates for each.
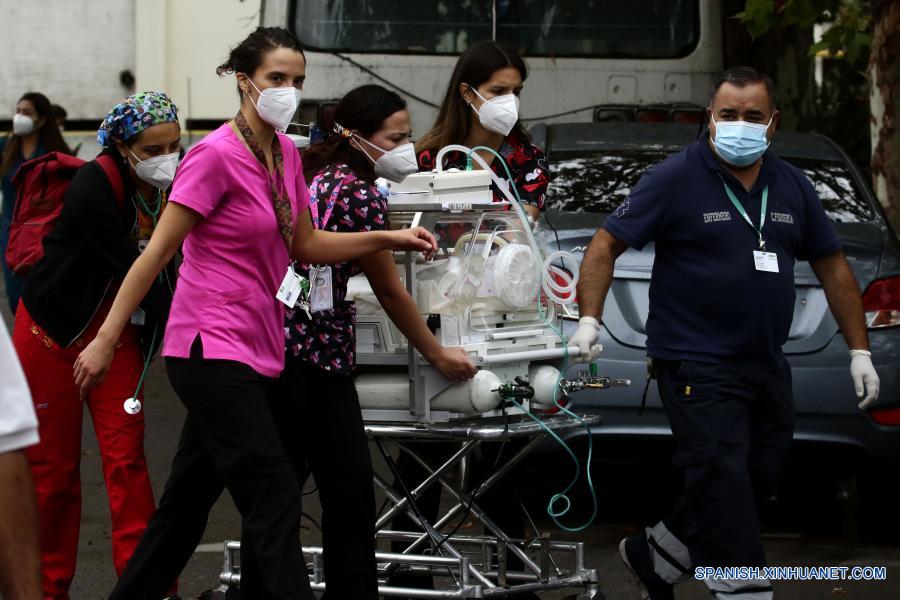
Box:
[281,84,477,599]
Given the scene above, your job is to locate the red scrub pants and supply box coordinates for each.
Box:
[13,302,158,600]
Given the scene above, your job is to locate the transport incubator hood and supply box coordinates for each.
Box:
[349,147,621,422]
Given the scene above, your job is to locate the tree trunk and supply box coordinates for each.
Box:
[870,0,900,231]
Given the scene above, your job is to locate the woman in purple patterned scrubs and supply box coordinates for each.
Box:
[281,84,477,599]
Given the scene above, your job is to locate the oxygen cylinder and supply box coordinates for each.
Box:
[529,364,563,408]
[356,370,502,413]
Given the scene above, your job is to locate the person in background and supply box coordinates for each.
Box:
[12,91,180,600]
[51,104,82,156]
[415,40,548,221]
[267,83,476,598]
[0,320,41,600]
[0,92,71,312]
[51,104,67,129]
[74,27,436,600]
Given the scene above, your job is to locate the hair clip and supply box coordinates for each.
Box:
[333,123,354,139]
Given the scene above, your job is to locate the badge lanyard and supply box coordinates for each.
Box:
[308,173,339,231]
[306,172,355,313]
[234,111,293,250]
[718,175,769,250]
[308,171,356,231]
[277,172,346,314]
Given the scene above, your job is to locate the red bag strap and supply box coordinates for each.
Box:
[94,154,126,209]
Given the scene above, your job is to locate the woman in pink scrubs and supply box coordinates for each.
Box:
[73,27,436,600]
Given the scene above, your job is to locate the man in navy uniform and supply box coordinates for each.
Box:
[569,66,880,599]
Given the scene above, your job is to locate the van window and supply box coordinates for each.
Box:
[293,0,700,58]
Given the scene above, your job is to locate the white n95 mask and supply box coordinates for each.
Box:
[13,114,35,136]
[356,137,418,183]
[245,77,301,133]
[467,85,520,137]
[130,151,180,190]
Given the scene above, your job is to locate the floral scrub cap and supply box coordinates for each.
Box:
[97,91,179,147]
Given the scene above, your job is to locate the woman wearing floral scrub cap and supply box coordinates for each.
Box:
[12,90,181,600]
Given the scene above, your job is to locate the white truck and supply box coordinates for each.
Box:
[262,0,724,137]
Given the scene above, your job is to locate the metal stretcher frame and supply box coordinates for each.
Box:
[215,414,605,599]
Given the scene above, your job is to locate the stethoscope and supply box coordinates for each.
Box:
[123,190,166,415]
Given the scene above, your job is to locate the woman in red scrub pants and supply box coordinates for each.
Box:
[13,91,180,600]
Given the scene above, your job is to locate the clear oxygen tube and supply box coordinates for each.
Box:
[432,144,597,532]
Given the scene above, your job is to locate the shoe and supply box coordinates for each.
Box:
[618,535,674,600]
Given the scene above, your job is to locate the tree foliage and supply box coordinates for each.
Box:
[735,0,872,63]
[735,0,898,229]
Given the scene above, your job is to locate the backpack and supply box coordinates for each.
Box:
[6,152,124,276]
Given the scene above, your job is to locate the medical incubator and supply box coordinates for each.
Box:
[349,145,623,423]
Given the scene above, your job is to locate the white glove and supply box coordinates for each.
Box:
[850,349,880,410]
[569,316,603,364]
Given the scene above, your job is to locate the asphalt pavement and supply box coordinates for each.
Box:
[2,290,898,599]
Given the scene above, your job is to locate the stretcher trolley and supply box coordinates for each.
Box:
[214,149,629,598]
[217,411,617,599]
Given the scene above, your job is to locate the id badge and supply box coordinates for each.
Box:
[753,250,779,273]
[309,266,334,313]
[276,265,307,308]
[130,307,146,326]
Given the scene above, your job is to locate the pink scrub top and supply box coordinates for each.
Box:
[161,123,310,378]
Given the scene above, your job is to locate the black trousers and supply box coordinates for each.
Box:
[655,358,794,572]
[109,345,376,599]
[108,339,313,600]
[269,362,378,600]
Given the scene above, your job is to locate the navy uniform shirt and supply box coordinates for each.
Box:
[603,132,841,365]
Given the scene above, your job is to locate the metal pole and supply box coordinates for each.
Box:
[492,0,497,41]
[375,439,480,530]
[395,436,547,576]
[373,472,496,590]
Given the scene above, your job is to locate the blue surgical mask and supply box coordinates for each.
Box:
[710,113,773,167]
